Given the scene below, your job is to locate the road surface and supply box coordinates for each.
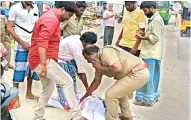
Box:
[2,23,190,120]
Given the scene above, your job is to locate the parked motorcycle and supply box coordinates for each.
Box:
[1,82,18,120]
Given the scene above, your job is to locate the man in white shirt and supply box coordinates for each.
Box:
[57,32,97,111]
[7,1,39,108]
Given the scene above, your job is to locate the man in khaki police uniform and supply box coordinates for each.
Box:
[60,1,87,38]
[80,45,149,120]
[0,14,13,69]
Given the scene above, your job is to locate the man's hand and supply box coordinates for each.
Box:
[137,30,145,36]
[91,58,102,70]
[130,47,138,55]
[80,96,86,103]
[136,31,143,40]
[20,41,30,51]
[109,14,115,18]
[80,93,91,103]
[38,64,47,78]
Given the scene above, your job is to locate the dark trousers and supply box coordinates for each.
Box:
[104,26,114,46]
[118,45,141,57]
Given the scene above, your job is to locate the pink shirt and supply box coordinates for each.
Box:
[58,35,85,73]
[103,10,115,27]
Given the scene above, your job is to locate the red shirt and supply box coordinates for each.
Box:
[29,9,61,70]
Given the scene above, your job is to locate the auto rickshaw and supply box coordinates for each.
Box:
[180,7,191,37]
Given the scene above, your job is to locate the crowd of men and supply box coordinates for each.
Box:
[0,1,164,120]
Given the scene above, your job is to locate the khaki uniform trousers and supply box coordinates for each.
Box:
[105,68,149,120]
[33,59,82,120]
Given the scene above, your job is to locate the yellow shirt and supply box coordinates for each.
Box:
[119,9,146,50]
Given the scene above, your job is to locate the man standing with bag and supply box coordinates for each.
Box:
[29,1,85,120]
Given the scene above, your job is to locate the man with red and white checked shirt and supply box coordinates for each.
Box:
[29,1,85,120]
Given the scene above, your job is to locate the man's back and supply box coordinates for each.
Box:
[100,46,143,79]
[58,35,83,62]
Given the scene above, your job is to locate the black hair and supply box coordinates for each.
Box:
[80,32,97,44]
[83,45,100,55]
[76,1,87,8]
[124,1,137,4]
[140,1,156,9]
[55,1,78,13]
[103,2,107,5]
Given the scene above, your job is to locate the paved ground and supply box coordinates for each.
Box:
[2,22,190,120]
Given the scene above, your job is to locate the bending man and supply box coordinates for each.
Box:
[81,45,149,120]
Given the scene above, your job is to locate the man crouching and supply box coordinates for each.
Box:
[81,45,149,120]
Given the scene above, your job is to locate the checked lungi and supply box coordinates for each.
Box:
[135,59,161,105]
[57,60,77,106]
[13,45,39,83]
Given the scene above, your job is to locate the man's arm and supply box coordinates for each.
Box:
[37,18,58,63]
[95,61,122,77]
[116,29,123,46]
[38,47,47,64]
[137,21,161,43]
[7,6,23,44]
[78,73,89,89]
[70,41,89,89]
[83,69,103,98]
[7,21,24,44]
[132,28,145,48]
[103,11,114,20]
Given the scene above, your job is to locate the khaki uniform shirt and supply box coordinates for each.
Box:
[0,15,7,42]
[98,46,143,80]
[60,14,83,39]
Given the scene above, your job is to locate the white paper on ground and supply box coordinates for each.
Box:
[47,93,135,120]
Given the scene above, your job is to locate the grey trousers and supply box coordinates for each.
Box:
[104,26,114,46]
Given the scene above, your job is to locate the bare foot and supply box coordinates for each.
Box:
[26,93,39,100]
[64,104,71,112]
[8,64,14,69]
[14,96,20,109]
